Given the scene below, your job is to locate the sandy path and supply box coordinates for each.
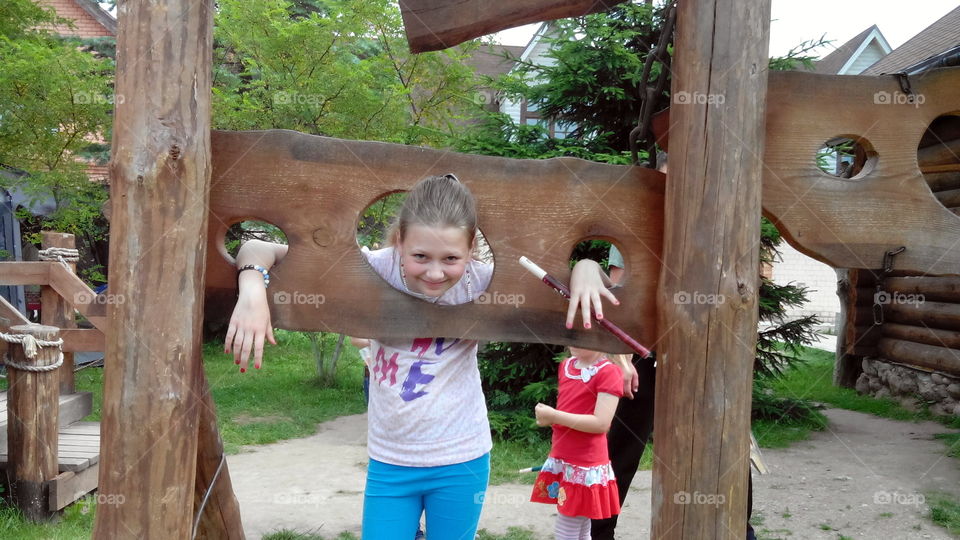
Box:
[227,407,959,539]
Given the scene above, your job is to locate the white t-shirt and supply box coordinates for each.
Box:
[362,246,493,467]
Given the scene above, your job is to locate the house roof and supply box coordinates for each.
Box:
[74,0,117,35]
[862,5,960,75]
[812,25,889,74]
[462,44,524,79]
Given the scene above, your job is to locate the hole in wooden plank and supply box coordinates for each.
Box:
[917,113,960,216]
[224,220,288,260]
[569,239,625,286]
[815,136,876,180]
[356,189,494,304]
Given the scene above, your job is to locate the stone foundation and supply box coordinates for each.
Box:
[855,358,960,417]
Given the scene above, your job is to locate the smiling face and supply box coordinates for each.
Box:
[397,224,473,297]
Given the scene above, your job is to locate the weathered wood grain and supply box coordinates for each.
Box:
[193,373,245,539]
[651,0,769,537]
[206,130,665,352]
[93,0,220,537]
[878,337,960,375]
[41,232,76,393]
[7,324,60,522]
[0,262,50,286]
[652,68,960,276]
[882,322,960,350]
[399,0,627,52]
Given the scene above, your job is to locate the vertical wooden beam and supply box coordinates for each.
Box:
[7,324,60,521]
[40,231,77,394]
[193,373,245,539]
[93,0,216,537]
[652,0,771,538]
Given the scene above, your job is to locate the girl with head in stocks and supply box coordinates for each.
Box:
[225,174,494,539]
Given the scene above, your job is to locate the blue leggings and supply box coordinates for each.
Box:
[362,454,490,540]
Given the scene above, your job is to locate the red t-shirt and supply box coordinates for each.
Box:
[549,357,623,467]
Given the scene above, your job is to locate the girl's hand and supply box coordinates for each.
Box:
[224,278,276,372]
[566,259,620,329]
[610,354,639,399]
[534,403,556,427]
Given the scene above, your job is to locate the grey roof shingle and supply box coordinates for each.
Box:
[813,25,880,74]
[862,5,960,75]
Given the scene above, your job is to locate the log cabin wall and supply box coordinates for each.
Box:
[846,119,960,417]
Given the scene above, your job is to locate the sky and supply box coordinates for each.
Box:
[495,1,959,58]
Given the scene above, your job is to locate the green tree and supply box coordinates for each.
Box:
[0,0,113,269]
[212,0,484,146]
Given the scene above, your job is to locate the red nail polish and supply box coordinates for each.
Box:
[240,368,246,373]
[234,360,240,365]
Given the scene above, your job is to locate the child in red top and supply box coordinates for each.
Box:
[531,346,623,539]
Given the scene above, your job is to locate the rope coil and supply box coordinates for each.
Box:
[38,247,80,262]
[0,332,65,372]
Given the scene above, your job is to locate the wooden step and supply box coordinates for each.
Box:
[0,391,93,448]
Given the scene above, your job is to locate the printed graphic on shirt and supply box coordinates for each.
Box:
[375,337,461,402]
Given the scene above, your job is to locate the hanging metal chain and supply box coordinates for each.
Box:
[629,1,677,167]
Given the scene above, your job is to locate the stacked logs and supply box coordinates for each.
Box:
[847,121,960,417]
[852,275,960,417]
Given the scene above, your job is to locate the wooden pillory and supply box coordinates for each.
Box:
[79,0,960,538]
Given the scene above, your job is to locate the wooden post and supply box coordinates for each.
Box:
[93,0,220,537]
[6,324,61,521]
[40,231,77,394]
[193,373,245,539]
[652,0,771,538]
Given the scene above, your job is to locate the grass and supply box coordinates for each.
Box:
[752,346,960,452]
[18,331,370,453]
[0,500,95,540]
[927,491,960,536]
[200,332,367,453]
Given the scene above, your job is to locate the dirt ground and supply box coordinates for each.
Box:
[227,407,960,539]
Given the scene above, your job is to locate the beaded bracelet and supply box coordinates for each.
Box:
[237,264,270,288]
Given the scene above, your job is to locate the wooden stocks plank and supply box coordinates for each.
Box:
[399,0,627,53]
[653,0,769,538]
[653,68,960,276]
[206,130,664,352]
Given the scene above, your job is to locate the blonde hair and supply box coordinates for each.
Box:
[391,174,478,246]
